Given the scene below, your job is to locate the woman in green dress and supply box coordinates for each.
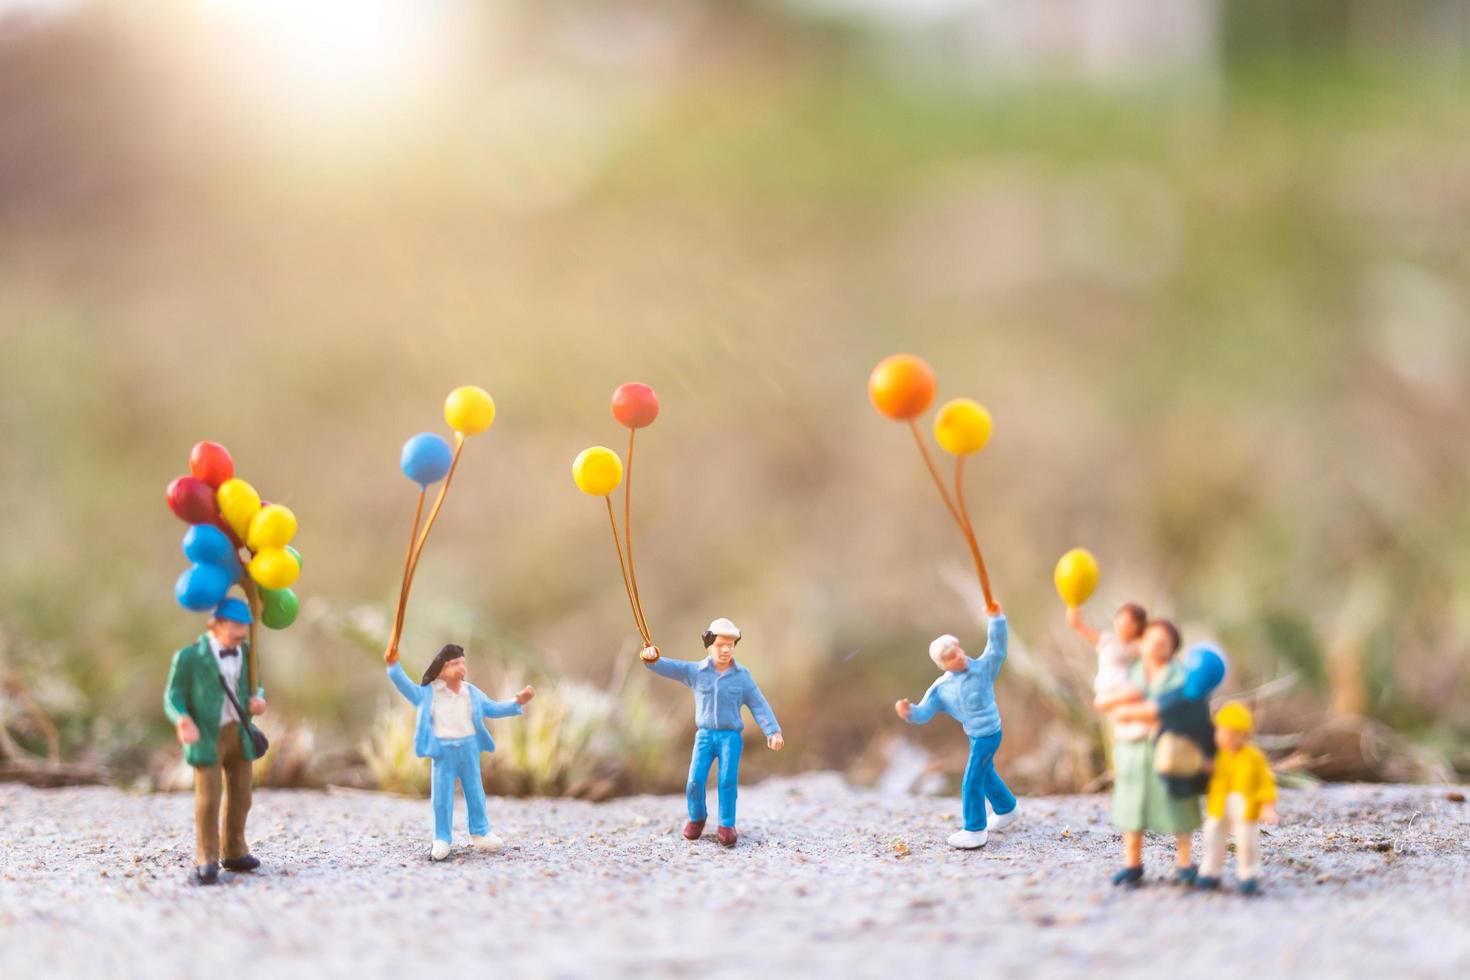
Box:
[1095,619,1201,887]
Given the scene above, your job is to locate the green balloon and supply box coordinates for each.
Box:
[260,587,300,630]
[286,545,302,571]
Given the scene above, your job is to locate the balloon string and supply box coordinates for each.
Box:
[907,418,966,530]
[954,455,997,611]
[623,428,652,645]
[241,576,261,695]
[607,496,649,645]
[387,487,427,656]
[394,433,466,649]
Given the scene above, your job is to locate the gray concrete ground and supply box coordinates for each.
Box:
[2,776,1468,979]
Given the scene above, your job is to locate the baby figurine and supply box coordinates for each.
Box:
[1197,701,1278,895]
[1068,602,1148,739]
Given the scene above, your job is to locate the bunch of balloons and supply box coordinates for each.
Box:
[386,385,496,657]
[1053,547,1100,609]
[573,382,659,647]
[868,354,999,612]
[166,441,304,691]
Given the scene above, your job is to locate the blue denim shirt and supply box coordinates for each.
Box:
[644,655,781,736]
[907,615,1007,738]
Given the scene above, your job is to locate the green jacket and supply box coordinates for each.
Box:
[163,634,264,768]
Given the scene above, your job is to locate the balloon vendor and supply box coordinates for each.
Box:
[164,440,303,884]
[385,643,534,861]
[894,606,1019,849]
[1094,619,1204,888]
[1196,702,1279,895]
[639,619,783,848]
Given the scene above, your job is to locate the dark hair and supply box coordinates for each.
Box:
[702,631,741,649]
[1147,619,1181,656]
[421,644,466,685]
[1116,603,1147,632]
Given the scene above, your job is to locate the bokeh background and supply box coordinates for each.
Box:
[2,0,1468,798]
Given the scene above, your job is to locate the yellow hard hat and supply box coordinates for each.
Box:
[1215,701,1254,734]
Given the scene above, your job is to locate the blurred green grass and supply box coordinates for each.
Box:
[1,2,1468,792]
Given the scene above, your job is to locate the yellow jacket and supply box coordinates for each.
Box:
[1206,744,1277,820]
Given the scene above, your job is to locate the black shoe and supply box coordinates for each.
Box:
[222,854,261,873]
[193,863,220,886]
[1195,875,1221,891]
[1111,866,1143,888]
[1175,864,1199,886]
[1238,878,1261,896]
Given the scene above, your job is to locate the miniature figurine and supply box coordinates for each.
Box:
[163,597,268,885]
[639,618,783,847]
[1196,701,1278,895]
[385,643,534,861]
[1067,602,1148,742]
[1111,644,1227,801]
[894,607,1020,849]
[1094,619,1203,887]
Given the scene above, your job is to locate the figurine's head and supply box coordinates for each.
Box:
[702,618,741,669]
[1114,603,1147,643]
[1140,619,1181,666]
[1214,701,1253,752]
[928,634,968,673]
[422,644,467,687]
[208,598,252,647]
[1181,645,1228,700]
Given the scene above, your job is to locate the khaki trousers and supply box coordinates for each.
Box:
[194,722,253,866]
[1200,792,1260,881]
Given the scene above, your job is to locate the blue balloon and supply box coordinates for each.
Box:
[175,563,231,612]
[182,524,237,568]
[1182,645,1228,701]
[400,432,454,486]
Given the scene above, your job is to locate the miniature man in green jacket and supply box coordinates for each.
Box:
[163,597,267,885]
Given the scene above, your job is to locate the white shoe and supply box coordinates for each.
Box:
[471,833,503,852]
[988,803,1020,833]
[430,839,451,861]
[947,829,988,849]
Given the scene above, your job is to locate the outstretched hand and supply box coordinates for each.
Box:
[515,685,535,705]
[987,601,1003,617]
[639,645,660,663]
[384,646,399,666]
[894,698,912,721]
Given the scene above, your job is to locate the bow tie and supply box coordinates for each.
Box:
[219,647,240,658]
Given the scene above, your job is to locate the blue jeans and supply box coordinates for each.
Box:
[686,729,744,828]
[431,736,489,843]
[962,731,1016,832]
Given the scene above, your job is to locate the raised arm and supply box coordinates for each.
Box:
[386,661,426,706]
[642,654,699,686]
[482,698,525,720]
[975,613,1008,677]
[1066,606,1101,647]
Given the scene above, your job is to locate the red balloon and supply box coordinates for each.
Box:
[189,441,234,488]
[611,383,659,429]
[166,476,218,525]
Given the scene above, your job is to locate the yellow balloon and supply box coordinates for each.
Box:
[247,504,298,552]
[249,548,300,590]
[572,446,623,496]
[444,386,495,436]
[933,398,993,456]
[1054,548,1100,608]
[216,478,262,541]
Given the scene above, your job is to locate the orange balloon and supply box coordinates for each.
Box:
[868,354,937,420]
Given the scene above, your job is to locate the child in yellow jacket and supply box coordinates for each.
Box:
[1196,701,1278,895]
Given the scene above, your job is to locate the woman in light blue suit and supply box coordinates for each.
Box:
[385,643,534,861]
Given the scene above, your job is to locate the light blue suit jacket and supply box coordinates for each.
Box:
[387,662,523,760]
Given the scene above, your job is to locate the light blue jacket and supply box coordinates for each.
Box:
[907,615,1008,738]
[387,662,523,760]
[644,656,781,737]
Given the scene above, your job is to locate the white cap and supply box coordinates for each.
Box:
[705,618,741,640]
[929,634,961,668]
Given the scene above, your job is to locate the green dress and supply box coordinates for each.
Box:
[1110,658,1201,834]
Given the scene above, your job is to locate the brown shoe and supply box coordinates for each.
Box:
[716,826,737,847]
[682,820,706,841]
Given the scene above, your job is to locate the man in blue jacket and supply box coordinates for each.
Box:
[386,643,534,861]
[641,618,783,847]
[895,606,1020,849]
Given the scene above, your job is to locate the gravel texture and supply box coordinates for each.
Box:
[2,776,1468,978]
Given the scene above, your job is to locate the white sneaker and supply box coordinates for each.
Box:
[430,839,451,861]
[471,833,503,852]
[988,803,1020,833]
[947,829,988,849]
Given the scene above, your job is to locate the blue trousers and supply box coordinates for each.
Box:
[686,729,744,828]
[431,736,489,843]
[962,731,1016,832]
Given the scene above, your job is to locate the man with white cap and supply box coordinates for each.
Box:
[640,618,783,847]
[895,605,1019,849]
